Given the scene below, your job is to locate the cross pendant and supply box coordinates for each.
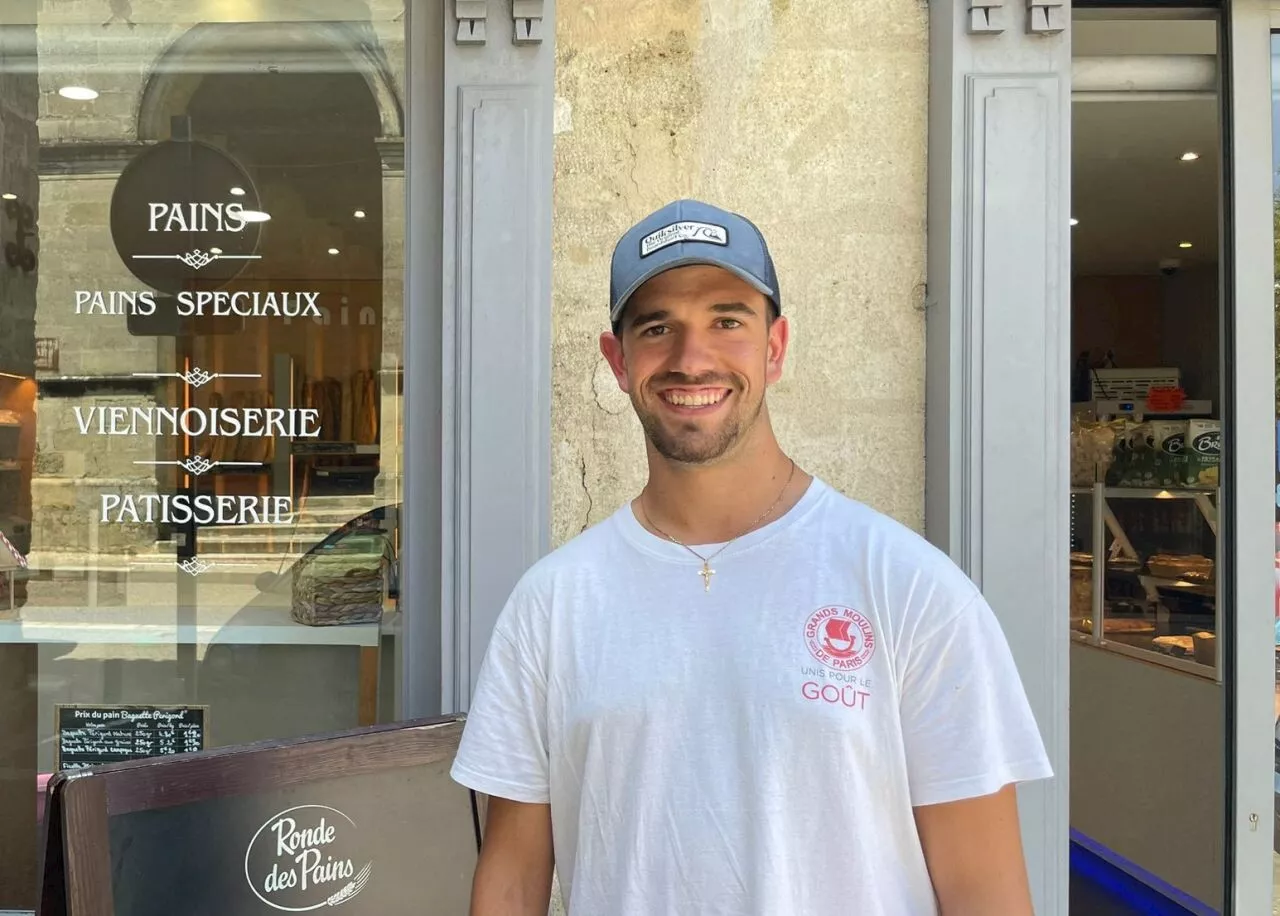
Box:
[699,562,715,592]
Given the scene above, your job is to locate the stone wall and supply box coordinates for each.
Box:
[548,0,932,546]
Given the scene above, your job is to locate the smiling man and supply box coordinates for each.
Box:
[451,199,1053,915]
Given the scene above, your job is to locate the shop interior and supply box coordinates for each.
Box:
[178,63,389,508]
[1068,9,1236,912]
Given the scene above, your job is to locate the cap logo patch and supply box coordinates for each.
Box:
[639,221,728,257]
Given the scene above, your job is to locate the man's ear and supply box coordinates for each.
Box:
[599,330,631,394]
[765,314,790,386]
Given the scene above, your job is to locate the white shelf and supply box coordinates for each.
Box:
[1071,486,1217,499]
[0,604,382,648]
[1087,399,1213,418]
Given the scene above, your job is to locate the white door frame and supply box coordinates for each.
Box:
[400,3,558,719]
[1224,1,1277,912]
[925,4,1071,913]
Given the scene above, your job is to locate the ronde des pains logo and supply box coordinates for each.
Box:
[244,805,372,911]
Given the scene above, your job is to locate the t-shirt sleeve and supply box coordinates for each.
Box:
[450,593,550,805]
[898,593,1054,808]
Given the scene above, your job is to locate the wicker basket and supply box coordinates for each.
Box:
[290,534,390,627]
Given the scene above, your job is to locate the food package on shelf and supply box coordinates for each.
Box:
[1070,416,1121,486]
[1149,420,1189,486]
[1184,419,1221,488]
[290,533,390,626]
[1108,423,1137,486]
[1108,420,1189,488]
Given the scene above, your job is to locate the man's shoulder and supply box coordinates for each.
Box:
[508,502,630,595]
[813,482,981,603]
[487,507,628,648]
[816,483,943,556]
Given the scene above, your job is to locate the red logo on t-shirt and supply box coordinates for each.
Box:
[804,606,876,671]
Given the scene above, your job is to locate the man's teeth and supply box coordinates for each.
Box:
[665,391,726,407]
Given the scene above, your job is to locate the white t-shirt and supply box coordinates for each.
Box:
[451,477,1053,915]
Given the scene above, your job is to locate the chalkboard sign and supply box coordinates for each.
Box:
[54,704,207,770]
[38,715,477,916]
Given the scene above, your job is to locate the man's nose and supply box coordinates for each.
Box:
[667,327,717,377]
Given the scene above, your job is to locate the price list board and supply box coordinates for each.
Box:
[54,704,208,771]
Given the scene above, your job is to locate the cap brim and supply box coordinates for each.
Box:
[609,256,776,324]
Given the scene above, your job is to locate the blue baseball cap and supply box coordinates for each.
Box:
[608,199,781,326]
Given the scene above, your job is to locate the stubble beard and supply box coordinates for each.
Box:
[633,387,765,465]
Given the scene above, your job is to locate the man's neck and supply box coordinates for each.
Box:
[637,437,809,545]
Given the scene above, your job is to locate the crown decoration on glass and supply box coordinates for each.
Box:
[132,368,261,388]
[178,558,215,576]
[134,457,263,477]
[131,249,260,271]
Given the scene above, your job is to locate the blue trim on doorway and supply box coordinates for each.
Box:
[1071,830,1219,916]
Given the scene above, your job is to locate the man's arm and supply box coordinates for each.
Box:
[470,796,555,916]
[914,784,1035,916]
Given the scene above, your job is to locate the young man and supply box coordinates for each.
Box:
[450,199,1054,915]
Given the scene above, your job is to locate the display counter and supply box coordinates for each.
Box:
[1070,483,1219,681]
[1068,409,1225,911]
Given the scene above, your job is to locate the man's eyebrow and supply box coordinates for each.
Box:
[709,301,756,315]
[628,307,669,328]
[629,301,757,329]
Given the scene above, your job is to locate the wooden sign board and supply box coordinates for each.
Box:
[38,715,477,916]
[54,704,207,771]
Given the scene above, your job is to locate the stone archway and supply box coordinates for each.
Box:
[135,19,403,143]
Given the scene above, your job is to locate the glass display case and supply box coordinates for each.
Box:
[1070,400,1221,677]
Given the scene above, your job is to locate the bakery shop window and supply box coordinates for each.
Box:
[1068,30,1222,677]
[0,5,406,908]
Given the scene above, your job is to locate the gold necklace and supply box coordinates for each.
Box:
[638,459,797,592]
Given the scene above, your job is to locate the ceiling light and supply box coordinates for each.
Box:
[58,86,98,101]
[1178,241,1193,249]
[1070,218,1079,227]
[353,209,366,219]
[229,186,246,197]
[239,209,271,222]
[1180,151,1200,161]
[327,247,340,255]
[1,193,15,201]
[210,247,223,254]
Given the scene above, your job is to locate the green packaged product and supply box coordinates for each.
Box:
[1184,419,1221,488]
[1149,420,1189,488]
[1108,420,1188,488]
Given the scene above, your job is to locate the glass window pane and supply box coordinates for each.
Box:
[1068,11,1228,912]
[0,4,405,907]
[1070,18,1222,670]
[1270,28,1280,907]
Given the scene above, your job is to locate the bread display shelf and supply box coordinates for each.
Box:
[0,604,387,647]
[1071,483,1219,679]
[1071,485,1218,499]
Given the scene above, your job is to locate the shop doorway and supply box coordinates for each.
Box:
[0,5,412,909]
[1068,7,1231,913]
